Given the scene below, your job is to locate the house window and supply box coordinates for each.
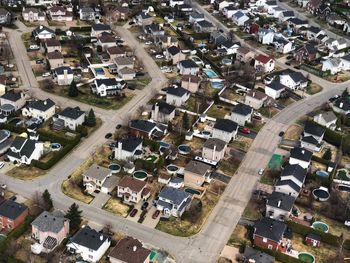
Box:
[268,244,273,250]
[263,238,267,243]
[88,255,93,259]
[89,248,93,252]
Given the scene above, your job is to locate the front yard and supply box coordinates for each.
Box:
[6,166,46,180]
[102,197,130,218]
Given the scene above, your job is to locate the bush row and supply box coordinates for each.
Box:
[311,155,330,166]
[256,247,302,263]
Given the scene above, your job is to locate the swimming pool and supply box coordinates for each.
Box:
[211,81,224,89]
[94,68,104,75]
[204,69,218,78]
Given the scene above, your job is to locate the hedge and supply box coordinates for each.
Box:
[37,128,80,145]
[323,128,343,147]
[256,247,302,263]
[0,123,26,134]
[69,26,92,32]
[311,155,330,166]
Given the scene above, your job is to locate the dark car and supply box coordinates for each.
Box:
[109,142,116,148]
[279,131,285,137]
[152,210,160,219]
[116,124,122,129]
[105,133,112,139]
[128,86,135,90]
[129,208,138,217]
[141,201,149,210]
[36,59,44,64]
[285,61,291,66]
[129,21,135,25]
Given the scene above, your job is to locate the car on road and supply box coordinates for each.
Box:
[36,59,44,64]
[279,131,285,137]
[141,201,149,210]
[1,184,7,189]
[152,210,160,219]
[155,54,164,59]
[286,61,291,66]
[105,133,112,139]
[42,72,51,77]
[129,208,138,217]
[239,127,251,134]
[258,168,264,175]
[116,124,122,129]
[0,162,4,169]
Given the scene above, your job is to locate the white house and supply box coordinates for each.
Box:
[322,58,343,75]
[170,0,184,7]
[255,55,275,73]
[265,191,295,221]
[275,179,301,198]
[332,97,350,115]
[313,111,337,130]
[265,81,286,99]
[219,41,241,55]
[22,99,55,121]
[114,137,143,161]
[151,101,176,123]
[166,86,190,107]
[222,5,236,19]
[232,10,249,26]
[273,37,294,54]
[33,25,55,40]
[54,107,85,131]
[218,1,235,11]
[202,138,227,162]
[0,92,26,111]
[278,10,295,23]
[229,103,253,126]
[92,78,126,97]
[325,38,347,51]
[156,186,192,217]
[280,164,307,187]
[177,60,200,75]
[258,29,275,45]
[189,11,205,23]
[7,136,44,165]
[66,226,111,263]
[53,66,74,86]
[22,8,45,22]
[289,147,312,169]
[212,118,238,143]
[279,71,308,90]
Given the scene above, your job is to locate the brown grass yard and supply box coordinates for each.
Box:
[6,166,46,180]
[102,198,130,218]
[227,225,249,246]
[283,124,303,140]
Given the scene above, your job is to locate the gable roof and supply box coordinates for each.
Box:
[47,51,63,60]
[254,217,287,242]
[159,186,191,205]
[196,20,214,28]
[167,86,189,97]
[266,81,286,91]
[243,247,275,263]
[213,118,238,133]
[92,23,111,31]
[283,71,308,84]
[0,199,27,220]
[31,211,67,233]
[167,45,181,56]
[114,56,133,66]
[255,54,273,64]
[203,138,227,151]
[109,237,151,263]
[232,103,253,116]
[181,74,201,83]
[179,59,199,69]
[84,164,111,181]
[33,25,55,35]
[281,164,307,184]
[1,92,22,102]
[54,66,73,75]
[266,191,295,211]
[118,176,147,192]
[95,78,120,87]
[152,101,176,115]
[304,121,325,137]
[333,97,350,111]
[290,147,312,162]
[58,107,85,120]
[317,111,337,123]
[118,137,143,152]
[185,160,211,175]
[69,226,110,250]
[275,179,301,193]
[45,38,61,47]
[27,99,55,112]
[129,119,156,133]
[247,90,267,100]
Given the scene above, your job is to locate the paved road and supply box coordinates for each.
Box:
[3,16,350,263]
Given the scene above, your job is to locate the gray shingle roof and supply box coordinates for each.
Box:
[290,147,312,162]
[185,160,211,175]
[1,92,22,102]
[69,226,110,251]
[281,164,307,184]
[118,137,143,152]
[152,101,175,115]
[28,99,55,112]
[213,118,238,133]
[58,107,85,120]
[243,247,275,263]
[167,86,189,97]
[267,81,286,91]
[232,103,253,116]
[84,164,111,181]
[0,199,27,220]
[129,120,156,133]
[266,191,295,211]
[178,59,199,69]
[159,186,190,206]
[203,138,227,151]
[254,217,287,242]
[31,211,67,233]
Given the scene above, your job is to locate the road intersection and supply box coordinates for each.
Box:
[2,12,350,263]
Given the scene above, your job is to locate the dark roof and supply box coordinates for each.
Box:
[203,138,226,151]
[54,66,73,75]
[47,51,63,60]
[288,17,307,25]
[118,176,147,192]
[152,101,175,115]
[281,164,307,183]
[92,23,111,31]
[1,92,22,102]
[243,247,275,263]
[159,186,190,205]
[58,107,85,120]
[31,211,67,233]
[118,137,143,152]
[232,103,253,116]
[96,78,119,87]
[167,45,181,56]
[0,199,28,220]
[33,25,55,35]
[284,71,308,84]
[20,139,36,158]
[302,44,318,55]
[334,97,350,111]
[254,217,287,242]
[195,20,214,28]
[306,233,321,241]
[308,26,321,34]
[190,11,204,18]
[304,121,325,137]
[179,59,199,69]
[70,226,110,251]
[275,179,301,193]
[290,147,312,162]
[301,135,319,145]
[185,160,211,175]
[11,136,26,150]
[129,120,156,133]
[167,86,189,97]
[45,38,61,47]
[109,237,151,263]
[213,118,238,133]
[266,191,295,211]
[28,99,55,112]
[282,11,295,17]
[267,81,286,91]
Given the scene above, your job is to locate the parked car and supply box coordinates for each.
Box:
[258,168,264,175]
[105,133,112,139]
[129,208,138,217]
[279,131,285,137]
[155,54,164,59]
[145,41,152,45]
[141,201,149,210]
[42,72,51,77]
[28,45,40,51]
[116,124,122,129]
[129,21,135,25]
[36,59,44,64]
[239,127,251,134]
[1,184,7,189]
[152,210,160,219]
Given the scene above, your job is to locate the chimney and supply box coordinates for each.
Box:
[116,141,122,159]
[154,103,159,120]
[277,200,282,207]
[40,25,43,29]
[100,235,103,241]
[302,149,305,154]
[44,100,47,105]
[340,102,344,108]
[133,245,137,252]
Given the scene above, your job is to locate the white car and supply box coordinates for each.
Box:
[145,41,152,45]
[155,54,164,59]
[0,162,4,169]
[1,184,6,189]
[29,44,40,50]
[258,168,264,175]
[42,72,51,77]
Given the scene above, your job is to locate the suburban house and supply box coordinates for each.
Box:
[275,178,301,198]
[258,29,275,45]
[244,90,267,110]
[113,137,143,161]
[107,46,126,60]
[0,92,26,111]
[181,75,201,93]
[321,58,344,75]
[22,98,56,121]
[279,10,295,22]
[305,233,321,247]
[166,86,190,107]
[266,191,295,221]
[313,111,337,130]
[288,18,308,33]
[273,37,294,54]
[280,164,307,188]
[53,107,85,131]
[253,217,291,252]
[177,59,200,75]
[301,121,325,152]
[265,81,286,99]
[135,11,153,26]
[212,118,238,143]
[108,237,151,263]
[289,147,312,169]
[53,66,74,86]
[48,5,73,21]
[243,247,275,263]
[232,10,249,26]
[45,38,61,53]
[7,136,44,165]
[83,164,118,195]
[295,44,318,63]
[164,46,186,65]
[33,25,55,40]
[151,101,176,123]
[184,160,211,188]
[46,51,64,69]
[157,35,179,48]
[66,226,111,263]
[118,67,136,80]
[0,199,28,230]
[113,7,129,21]
[279,71,308,90]
[92,78,126,97]
[79,7,96,21]
[189,11,205,24]
[25,0,54,6]
[97,33,117,50]
[325,38,347,51]
[91,23,111,37]
[254,54,275,73]
[306,26,326,42]
[218,40,241,55]
[31,211,69,253]
[144,23,165,36]
[114,57,134,71]
[194,20,215,33]
[0,8,11,25]
[236,47,254,63]
[332,97,350,115]
[202,138,227,162]
[22,8,45,22]
[210,30,227,46]
[117,176,150,204]
[129,119,167,139]
[229,103,253,126]
[156,186,192,217]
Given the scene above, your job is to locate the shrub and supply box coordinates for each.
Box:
[311,155,330,165]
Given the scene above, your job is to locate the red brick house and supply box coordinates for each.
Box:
[294,44,318,64]
[253,218,292,252]
[0,199,29,230]
[305,233,321,247]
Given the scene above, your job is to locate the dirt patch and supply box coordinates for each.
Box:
[102,197,130,218]
[284,124,303,140]
[227,225,249,246]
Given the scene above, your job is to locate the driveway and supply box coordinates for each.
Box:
[142,206,160,228]
[90,193,111,208]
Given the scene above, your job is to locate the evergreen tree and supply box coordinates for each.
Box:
[85,109,96,127]
[42,189,53,210]
[183,112,189,130]
[342,88,349,98]
[323,148,332,161]
[65,203,82,231]
[68,81,79,97]
[167,121,173,132]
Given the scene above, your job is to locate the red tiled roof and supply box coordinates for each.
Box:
[255,54,273,64]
